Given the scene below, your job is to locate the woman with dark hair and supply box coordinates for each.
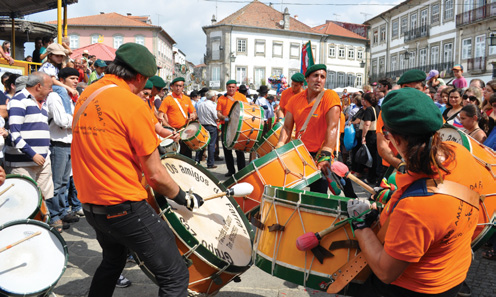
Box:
[348,88,491,297]
[442,88,463,128]
[460,104,487,143]
[350,93,365,176]
[360,92,380,184]
[482,80,496,114]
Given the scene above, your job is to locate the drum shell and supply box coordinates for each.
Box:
[254,186,372,291]
[142,154,254,295]
[254,120,284,157]
[223,101,265,152]
[223,139,322,213]
[181,121,210,151]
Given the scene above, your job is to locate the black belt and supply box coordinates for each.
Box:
[202,124,216,127]
[82,201,138,216]
[51,141,71,147]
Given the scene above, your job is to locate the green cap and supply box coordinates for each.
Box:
[144,80,153,90]
[115,43,157,77]
[171,77,185,85]
[226,79,237,85]
[94,59,107,68]
[305,64,326,77]
[291,73,305,82]
[149,76,166,89]
[382,88,443,135]
[396,69,427,85]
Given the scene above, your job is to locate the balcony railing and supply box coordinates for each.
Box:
[404,26,430,42]
[369,62,455,83]
[456,3,496,27]
[467,57,487,72]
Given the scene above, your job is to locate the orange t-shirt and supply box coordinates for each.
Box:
[216,92,248,124]
[339,112,345,134]
[71,74,159,205]
[279,87,302,112]
[376,111,399,166]
[159,93,195,129]
[146,97,159,125]
[286,89,341,152]
[380,143,483,294]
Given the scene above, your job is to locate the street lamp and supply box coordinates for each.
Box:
[404,51,410,60]
[230,52,236,63]
[359,60,366,68]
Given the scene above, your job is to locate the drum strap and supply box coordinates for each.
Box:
[299,89,325,137]
[72,84,117,129]
[172,96,188,119]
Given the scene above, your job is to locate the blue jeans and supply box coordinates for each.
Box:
[196,125,217,167]
[47,144,71,222]
[84,200,189,297]
[66,175,81,212]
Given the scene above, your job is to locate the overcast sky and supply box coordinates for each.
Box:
[23,0,399,64]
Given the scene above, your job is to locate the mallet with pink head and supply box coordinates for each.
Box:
[330,161,376,195]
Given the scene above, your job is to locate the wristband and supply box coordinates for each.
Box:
[317,150,333,163]
[172,188,187,205]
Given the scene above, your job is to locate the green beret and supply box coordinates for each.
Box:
[115,43,157,77]
[144,80,153,90]
[305,64,326,78]
[396,69,427,85]
[149,76,166,88]
[226,79,237,85]
[291,73,305,82]
[382,88,443,135]
[171,77,185,85]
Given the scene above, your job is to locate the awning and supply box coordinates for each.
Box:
[0,0,78,17]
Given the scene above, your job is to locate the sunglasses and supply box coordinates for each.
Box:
[462,95,478,102]
[142,92,151,96]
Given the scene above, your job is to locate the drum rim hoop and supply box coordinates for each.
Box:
[253,119,284,152]
[158,154,255,273]
[223,101,265,150]
[0,219,69,295]
[439,124,472,151]
[2,174,43,221]
[180,121,204,142]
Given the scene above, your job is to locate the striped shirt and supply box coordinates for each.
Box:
[6,88,50,167]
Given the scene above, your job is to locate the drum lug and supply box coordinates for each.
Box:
[183,256,193,268]
[211,273,223,285]
[320,280,333,290]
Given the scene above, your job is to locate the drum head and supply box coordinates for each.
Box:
[0,220,67,295]
[438,124,472,151]
[0,175,41,225]
[224,101,242,148]
[160,138,174,148]
[181,122,200,141]
[158,154,253,272]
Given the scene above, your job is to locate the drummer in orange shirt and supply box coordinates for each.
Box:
[276,72,305,119]
[217,79,249,177]
[159,77,197,158]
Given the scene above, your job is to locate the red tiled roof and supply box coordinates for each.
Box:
[70,43,116,61]
[47,12,156,28]
[215,0,315,34]
[313,21,367,40]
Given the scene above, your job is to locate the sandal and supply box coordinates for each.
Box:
[50,219,69,233]
[482,248,496,260]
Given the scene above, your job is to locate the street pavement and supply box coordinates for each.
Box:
[46,151,496,297]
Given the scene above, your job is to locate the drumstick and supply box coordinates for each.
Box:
[0,231,41,253]
[296,223,347,251]
[163,128,184,140]
[331,161,376,195]
[204,183,254,202]
[0,184,14,197]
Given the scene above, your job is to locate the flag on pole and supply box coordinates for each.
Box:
[301,41,314,74]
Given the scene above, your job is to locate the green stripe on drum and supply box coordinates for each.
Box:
[252,119,284,154]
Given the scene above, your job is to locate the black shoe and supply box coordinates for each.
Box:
[62,222,70,229]
[224,172,233,177]
[215,157,224,161]
[458,281,471,297]
[116,275,131,288]
[62,212,80,223]
[207,165,218,169]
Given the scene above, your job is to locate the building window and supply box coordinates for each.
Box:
[443,43,453,63]
[91,34,100,44]
[431,46,439,64]
[337,72,345,87]
[373,29,379,44]
[444,0,454,20]
[357,50,363,60]
[237,39,247,54]
[236,66,247,84]
[431,3,440,23]
[379,57,385,74]
[290,43,299,59]
[211,39,220,60]
[272,41,283,58]
[69,34,79,49]
[380,25,386,43]
[475,35,485,58]
[356,74,363,88]
[338,47,345,58]
[409,51,416,68]
[347,73,355,86]
[348,48,355,60]
[401,17,408,36]
[328,44,336,57]
[212,66,220,81]
[326,71,336,89]
[392,19,399,39]
[419,48,427,67]
[391,56,397,72]
[254,67,265,89]
[462,38,472,60]
[400,55,406,70]
[113,35,123,49]
[288,68,299,78]
[255,39,266,56]
[135,35,145,45]
[272,68,283,76]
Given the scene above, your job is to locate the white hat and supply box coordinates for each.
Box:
[83,50,90,55]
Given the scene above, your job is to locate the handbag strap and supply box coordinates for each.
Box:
[72,84,117,129]
[299,89,325,136]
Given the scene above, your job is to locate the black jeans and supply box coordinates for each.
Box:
[195,125,217,167]
[357,274,462,297]
[84,200,189,297]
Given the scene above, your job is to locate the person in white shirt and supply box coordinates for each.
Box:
[255,85,275,133]
[196,90,219,169]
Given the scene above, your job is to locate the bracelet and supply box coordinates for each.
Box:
[316,150,333,163]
